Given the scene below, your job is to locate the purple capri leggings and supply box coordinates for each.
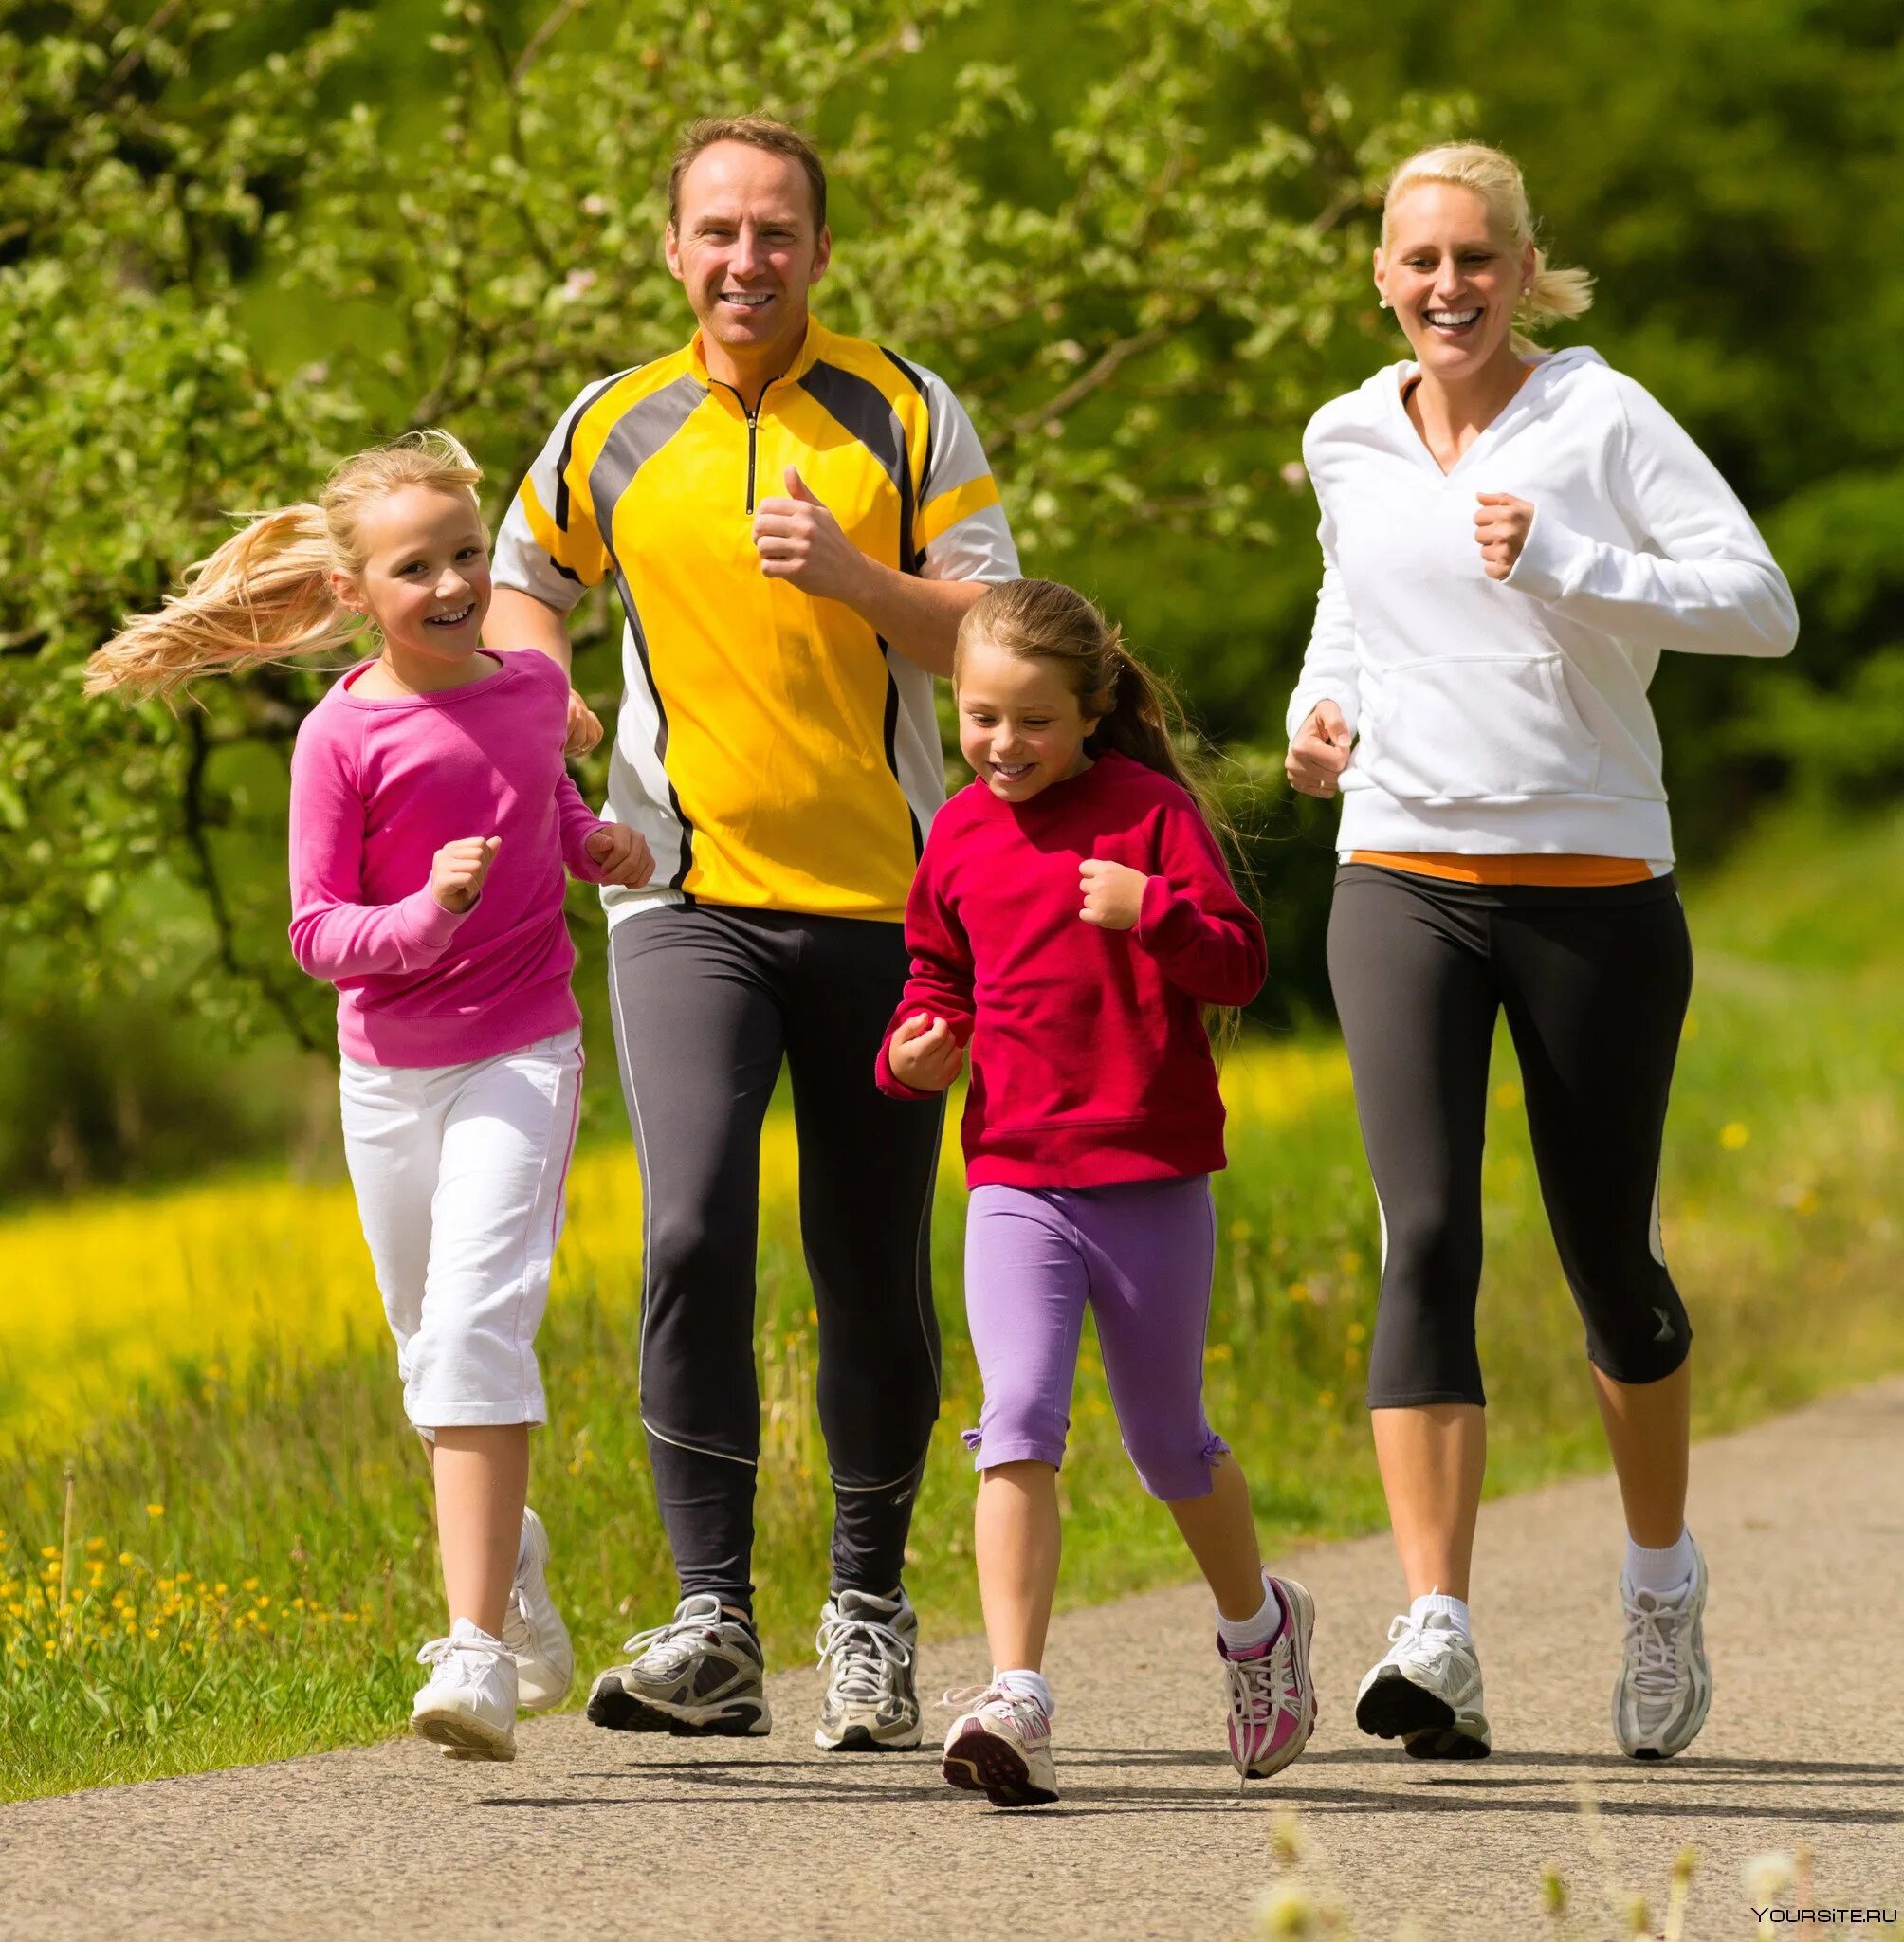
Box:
[961,1176,1229,1501]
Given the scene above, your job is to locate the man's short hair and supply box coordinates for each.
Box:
[668,117,828,233]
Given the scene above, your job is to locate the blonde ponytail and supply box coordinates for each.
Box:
[1382,142,1595,356]
[86,429,484,699]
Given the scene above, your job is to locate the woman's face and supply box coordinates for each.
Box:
[1373,183,1536,383]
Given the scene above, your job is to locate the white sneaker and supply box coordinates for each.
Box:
[502,1506,574,1712]
[814,1588,924,1751]
[412,1618,518,1761]
[1614,1540,1711,1760]
[1355,1610,1492,1759]
[942,1685,1058,1806]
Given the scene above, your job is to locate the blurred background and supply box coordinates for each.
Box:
[2,0,1899,1803]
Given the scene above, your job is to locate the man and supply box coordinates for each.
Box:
[488,116,1017,1751]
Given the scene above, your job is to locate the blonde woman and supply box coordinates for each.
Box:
[89,433,653,1761]
[1283,144,1797,1760]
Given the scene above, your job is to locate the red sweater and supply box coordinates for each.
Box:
[875,752,1266,1188]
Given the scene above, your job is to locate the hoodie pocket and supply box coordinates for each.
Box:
[1364,654,1601,800]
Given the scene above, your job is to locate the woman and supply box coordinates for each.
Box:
[1284,142,1797,1761]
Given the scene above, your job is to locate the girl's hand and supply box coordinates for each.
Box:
[1285,700,1352,797]
[564,688,604,759]
[430,836,500,913]
[888,1013,964,1092]
[584,823,655,889]
[1474,493,1535,580]
[1078,857,1148,930]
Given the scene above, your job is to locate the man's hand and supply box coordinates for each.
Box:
[1474,492,1535,580]
[887,1013,965,1092]
[1285,700,1353,798]
[565,687,604,758]
[430,836,500,913]
[583,824,655,889]
[752,467,870,604]
[1078,857,1148,931]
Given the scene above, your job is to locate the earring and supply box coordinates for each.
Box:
[1378,297,1390,310]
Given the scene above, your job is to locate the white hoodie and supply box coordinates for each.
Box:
[1285,347,1798,862]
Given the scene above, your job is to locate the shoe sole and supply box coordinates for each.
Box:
[942,1722,1058,1807]
[412,1710,516,1761]
[815,1722,925,1753]
[1356,1668,1491,1759]
[1236,1576,1321,1782]
[586,1680,771,1737]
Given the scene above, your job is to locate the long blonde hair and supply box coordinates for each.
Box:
[85,431,484,698]
[1382,142,1594,357]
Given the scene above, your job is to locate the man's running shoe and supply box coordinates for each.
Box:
[942,1685,1058,1807]
[412,1618,518,1761]
[1614,1539,1711,1760]
[586,1592,770,1736]
[1355,1609,1492,1759]
[502,1507,573,1712]
[1220,1574,1318,1782]
[814,1588,924,1751]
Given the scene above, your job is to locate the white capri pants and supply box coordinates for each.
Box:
[339,1028,582,1433]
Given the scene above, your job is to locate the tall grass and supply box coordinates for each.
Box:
[2,808,1899,1803]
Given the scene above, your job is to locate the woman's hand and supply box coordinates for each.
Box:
[430,836,500,913]
[1474,493,1535,580]
[564,687,604,759]
[887,1013,964,1092]
[1285,700,1353,798]
[584,824,655,889]
[1077,857,1148,930]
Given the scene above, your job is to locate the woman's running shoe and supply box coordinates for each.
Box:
[1219,1574,1319,1781]
[501,1507,574,1713]
[1614,1539,1711,1760]
[942,1685,1058,1806]
[814,1588,924,1751]
[1355,1609,1492,1758]
[586,1593,771,1736]
[412,1619,519,1761]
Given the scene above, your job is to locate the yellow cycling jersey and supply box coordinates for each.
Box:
[493,317,1019,924]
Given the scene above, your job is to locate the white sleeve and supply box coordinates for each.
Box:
[912,366,1020,584]
[1504,376,1799,658]
[1284,495,1363,739]
[491,373,630,614]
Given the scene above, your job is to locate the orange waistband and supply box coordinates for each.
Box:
[1348,851,1656,888]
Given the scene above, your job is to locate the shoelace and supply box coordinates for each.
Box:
[815,1609,910,1703]
[1623,1589,1693,1698]
[1386,1612,1465,1674]
[619,1596,731,1675]
[940,1683,1047,1738]
[415,1631,510,1681]
[1226,1640,1297,1729]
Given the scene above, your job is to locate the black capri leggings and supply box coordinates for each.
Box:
[1327,864,1694,1409]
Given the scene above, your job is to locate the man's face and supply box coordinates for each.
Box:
[665,142,830,367]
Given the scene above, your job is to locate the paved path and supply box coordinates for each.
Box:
[8,1382,1902,1940]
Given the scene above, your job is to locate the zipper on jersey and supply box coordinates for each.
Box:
[744,401,760,513]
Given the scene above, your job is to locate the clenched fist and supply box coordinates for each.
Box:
[1078,857,1148,931]
[583,823,656,889]
[430,836,500,913]
[1474,492,1535,580]
[1285,700,1352,798]
[751,467,869,603]
[887,1013,965,1093]
[564,687,604,758]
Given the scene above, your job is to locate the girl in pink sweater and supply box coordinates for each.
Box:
[89,431,651,1762]
[876,578,1317,1805]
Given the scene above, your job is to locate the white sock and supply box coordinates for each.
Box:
[1625,1526,1696,1596]
[1217,1574,1285,1654]
[995,1667,1053,1719]
[1409,1590,1472,1641]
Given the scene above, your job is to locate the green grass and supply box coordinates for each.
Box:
[3,806,1901,1803]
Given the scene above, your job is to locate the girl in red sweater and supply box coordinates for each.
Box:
[875,578,1318,1805]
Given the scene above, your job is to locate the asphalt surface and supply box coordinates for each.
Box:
[7,1380,1901,1940]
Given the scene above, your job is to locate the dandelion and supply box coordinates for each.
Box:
[1252,1882,1321,1938]
[146,1504,164,1518]
[1742,1851,1794,1901]
[1720,1122,1750,1150]
[1346,1322,1366,1344]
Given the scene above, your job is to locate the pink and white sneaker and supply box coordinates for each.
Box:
[942,1685,1058,1807]
[1219,1574,1318,1782]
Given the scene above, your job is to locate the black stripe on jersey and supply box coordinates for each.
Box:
[799,360,915,576]
[878,643,925,861]
[554,367,637,533]
[611,564,697,897]
[879,349,935,571]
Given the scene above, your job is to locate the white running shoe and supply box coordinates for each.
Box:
[814,1588,924,1751]
[1614,1539,1712,1760]
[502,1506,574,1713]
[1355,1610,1492,1759]
[942,1685,1058,1806]
[412,1618,519,1761]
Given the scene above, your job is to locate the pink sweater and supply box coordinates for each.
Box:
[288,650,610,1067]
